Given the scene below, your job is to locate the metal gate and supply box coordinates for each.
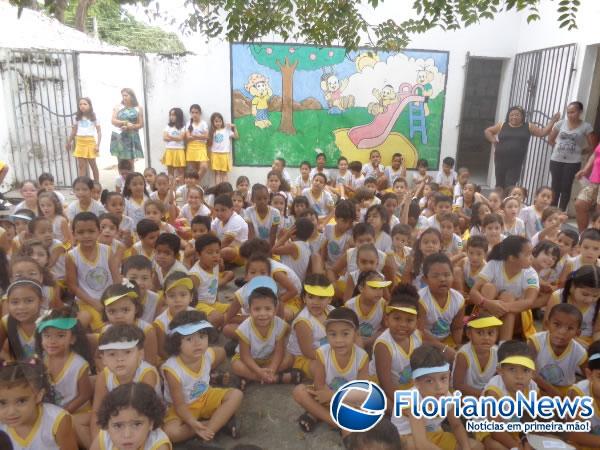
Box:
[0,49,79,187]
[508,44,577,200]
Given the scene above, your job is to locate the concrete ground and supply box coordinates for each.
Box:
[172,269,346,450]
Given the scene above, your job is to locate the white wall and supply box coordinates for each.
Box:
[2,0,600,190]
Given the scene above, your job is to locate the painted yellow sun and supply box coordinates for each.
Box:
[355,52,379,72]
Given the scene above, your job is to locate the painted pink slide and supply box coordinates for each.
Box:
[348,84,425,149]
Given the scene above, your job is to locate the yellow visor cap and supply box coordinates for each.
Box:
[500,356,535,371]
[366,280,392,288]
[386,305,417,315]
[104,291,138,306]
[467,316,503,328]
[165,277,193,293]
[304,284,334,297]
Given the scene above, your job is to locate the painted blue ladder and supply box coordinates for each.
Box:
[409,102,428,145]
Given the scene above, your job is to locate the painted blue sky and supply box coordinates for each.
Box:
[231,44,448,106]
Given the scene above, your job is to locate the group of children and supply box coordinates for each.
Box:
[0,140,599,450]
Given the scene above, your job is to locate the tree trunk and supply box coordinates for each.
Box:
[277,57,298,135]
[75,0,95,32]
[54,0,68,23]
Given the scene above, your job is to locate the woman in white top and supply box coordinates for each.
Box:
[548,101,594,211]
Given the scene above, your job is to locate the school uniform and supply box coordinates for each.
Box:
[452,342,497,391]
[234,316,288,364]
[1,315,35,358]
[103,360,161,396]
[67,243,113,332]
[345,295,385,338]
[179,204,211,223]
[245,206,281,241]
[0,403,69,450]
[125,196,148,228]
[369,329,423,388]
[154,260,188,287]
[443,233,463,256]
[418,286,464,344]
[96,428,171,450]
[280,240,311,283]
[374,231,392,253]
[140,290,160,323]
[47,352,90,410]
[316,343,368,391]
[477,259,539,338]
[153,307,194,334]
[570,380,600,435]
[519,205,542,239]
[503,218,526,237]
[529,330,587,395]
[270,258,303,314]
[162,349,231,421]
[302,188,334,219]
[65,199,105,222]
[132,241,155,260]
[323,223,352,268]
[189,263,228,315]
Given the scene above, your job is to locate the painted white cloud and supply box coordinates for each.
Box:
[345,53,446,107]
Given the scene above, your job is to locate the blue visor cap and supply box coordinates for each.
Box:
[246,276,278,297]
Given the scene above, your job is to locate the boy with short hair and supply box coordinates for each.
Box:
[348,160,365,194]
[453,167,469,200]
[559,228,600,286]
[331,156,352,198]
[425,193,453,231]
[478,340,538,450]
[273,217,315,282]
[435,156,457,196]
[153,232,187,289]
[211,194,249,264]
[384,153,406,187]
[272,157,292,186]
[189,234,235,327]
[183,214,212,267]
[321,199,356,270]
[309,152,330,180]
[132,218,160,260]
[38,172,66,204]
[122,254,160,323]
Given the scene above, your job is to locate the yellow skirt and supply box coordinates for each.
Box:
[186,141,209,162]
[196,301,230,315]
[73,136,97,159]
[211,152,231,172]
[162,148,186,167]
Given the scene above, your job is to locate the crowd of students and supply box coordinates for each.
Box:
[0,127,600,450]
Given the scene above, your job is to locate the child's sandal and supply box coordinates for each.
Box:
[232,375,247,391]
[277,368,303,385]
[298,412,316,433]
[224,415,240,439]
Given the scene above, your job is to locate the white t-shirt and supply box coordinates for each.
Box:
[362,163,384,178]
[211,212,248,246]
[189,120,209,140]
[478,259,540,298]
[211,128,233,153]
[435,170,457,187]
[550,119,593,164]
[164,126,185,149]
[76,118,97,137]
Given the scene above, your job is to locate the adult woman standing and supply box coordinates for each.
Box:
[484,106,560,189]
[110,88,144,166]
[547,101,594,210]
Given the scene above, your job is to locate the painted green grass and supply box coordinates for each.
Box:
[233,92,444,168]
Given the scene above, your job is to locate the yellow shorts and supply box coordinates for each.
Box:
[293,355,314,379]
[196,301,229,315]
[520,309,536,340]
[165,387,231,422]
[335,279,346,296]
[73,136,97,159]
[229,246,245,266]
[283,296,303,317]
[162,148,186,168]
[186,141,209,162]
[77,301,105,332]
[211,153,231,172]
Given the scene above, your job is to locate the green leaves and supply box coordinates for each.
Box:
[14,0,582,51]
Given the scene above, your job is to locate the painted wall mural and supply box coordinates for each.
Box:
[231,43,448,169]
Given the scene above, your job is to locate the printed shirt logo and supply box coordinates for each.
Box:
[86,267,110,292]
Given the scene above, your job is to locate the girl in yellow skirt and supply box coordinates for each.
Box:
[186,104,210,183]
[162,107,186,179]
[67,97,101,182]
[207,112,239,185]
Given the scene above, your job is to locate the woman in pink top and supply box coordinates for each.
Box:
[574,142,600,230]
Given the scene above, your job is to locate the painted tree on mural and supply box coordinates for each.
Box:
[250,45,346,135]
